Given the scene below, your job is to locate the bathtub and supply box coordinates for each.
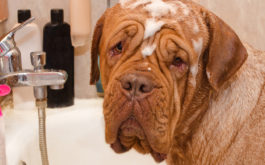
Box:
[4,99,166,165]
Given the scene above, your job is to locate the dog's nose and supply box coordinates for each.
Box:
[120,74,154,97]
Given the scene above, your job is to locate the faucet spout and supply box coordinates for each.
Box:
[0,69,67,87]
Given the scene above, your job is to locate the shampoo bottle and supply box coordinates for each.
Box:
[43,9,74,108]
[13,9,42,109]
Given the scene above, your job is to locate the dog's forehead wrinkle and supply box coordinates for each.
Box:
[142,62,149,66]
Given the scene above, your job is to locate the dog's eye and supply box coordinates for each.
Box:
[172,57,184,67]
[170,56,188,78]
[111,42,123,56]
[115,42,123,51]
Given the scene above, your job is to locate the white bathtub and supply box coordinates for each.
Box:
[4,99,166,165]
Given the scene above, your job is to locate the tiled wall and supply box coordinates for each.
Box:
[0,0,264,99]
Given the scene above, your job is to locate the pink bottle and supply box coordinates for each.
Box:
[0,85,11,165]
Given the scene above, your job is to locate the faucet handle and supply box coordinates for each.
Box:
[30,51,46,70]
[0,17,35,57]
[30,51,65,90]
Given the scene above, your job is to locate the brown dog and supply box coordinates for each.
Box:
[90,0,265,164]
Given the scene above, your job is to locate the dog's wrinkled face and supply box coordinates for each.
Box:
[90,0,247,163]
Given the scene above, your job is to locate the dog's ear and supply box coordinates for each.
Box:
[202,10,248,91]
[90,14,105,85]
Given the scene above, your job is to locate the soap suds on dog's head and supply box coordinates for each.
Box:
[119,0,131,7]
[192,37,203,56]
[142,44,156,58]
[127,0,150,8]
[190,66,198,87]
[121,0,191,18]
[144,18,165,39]
[124,0,177,17]
[193,19,200,34]
[206,71,211,80]
[176,1,190,16]
[144,0,177,18]
[190,37,204,87]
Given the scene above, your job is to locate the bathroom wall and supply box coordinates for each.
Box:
[0,0,265,99]
[199,0,265,51]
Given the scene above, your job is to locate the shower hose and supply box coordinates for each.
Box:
[36,99,49,165]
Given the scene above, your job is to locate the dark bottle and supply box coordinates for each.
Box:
[43,9,74,108]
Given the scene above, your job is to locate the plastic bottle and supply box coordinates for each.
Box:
[13,9,42,109]
[70,0,95,97]
[70,0,91,47]
[43,9,74,108]
[0,0,8,23]
[0,105,6,165]
[0,84,11,165]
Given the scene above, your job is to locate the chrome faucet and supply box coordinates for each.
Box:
[0,17,67,89]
